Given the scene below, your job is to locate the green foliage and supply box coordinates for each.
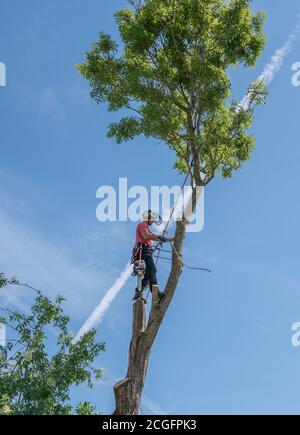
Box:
[77,0,267,183]
[75,401,102,415]
[0,273,18,288]
[0,274,105,415]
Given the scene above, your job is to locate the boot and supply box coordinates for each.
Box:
[132,289,142,301]
[132,289,147,304]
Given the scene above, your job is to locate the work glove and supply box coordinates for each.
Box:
[158,235,168,243]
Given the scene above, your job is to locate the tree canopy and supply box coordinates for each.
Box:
[77,0,266,184]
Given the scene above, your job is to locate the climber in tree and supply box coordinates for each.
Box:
[132,210,174,302]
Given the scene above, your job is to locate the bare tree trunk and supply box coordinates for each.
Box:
[113,298,148,415]
[113,219,187,415]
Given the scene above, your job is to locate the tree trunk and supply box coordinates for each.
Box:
[113,298,149,415]
[113,219,186,415]
[113,186,203,415]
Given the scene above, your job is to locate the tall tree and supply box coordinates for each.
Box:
[78,0,267,415]
[0,274,105,415]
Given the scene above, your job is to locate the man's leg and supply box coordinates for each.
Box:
[142,253,157,292]
[133,247,163,302]
[141,268,150,292]
[133,250,155,299]
[142,248,164,299]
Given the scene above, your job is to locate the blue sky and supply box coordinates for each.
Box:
[1,0,300,415]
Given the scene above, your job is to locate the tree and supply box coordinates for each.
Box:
[0,273,105,415]
[77,0,267,415]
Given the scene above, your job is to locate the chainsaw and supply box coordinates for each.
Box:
[132,260,146,291]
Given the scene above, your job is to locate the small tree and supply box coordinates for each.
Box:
[78,0,267,414]
[0,274,105,415]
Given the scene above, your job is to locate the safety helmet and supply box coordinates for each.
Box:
[142,210,161,225]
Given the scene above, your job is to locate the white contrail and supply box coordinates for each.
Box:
[74,264,133,342]
[241,15,300,110]
[142,394,168,415]
[156,183,204,234]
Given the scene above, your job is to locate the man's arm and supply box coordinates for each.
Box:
[141,228,174,242]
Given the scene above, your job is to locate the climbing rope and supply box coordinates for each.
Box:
[164,172,190,236]
[153,242,212,273]
[154,171,190,267]
[144,170,211,300]
[143,172,191,301]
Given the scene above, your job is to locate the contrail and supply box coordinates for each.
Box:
[241,15,300,110]
[142,394,168,415]
[74,264,133,342]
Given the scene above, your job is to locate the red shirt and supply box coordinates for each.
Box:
[136,222,152,246]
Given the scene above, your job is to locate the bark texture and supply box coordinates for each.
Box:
[113,219,187,415]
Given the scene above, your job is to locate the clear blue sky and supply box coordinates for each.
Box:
[1,0,300,415]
